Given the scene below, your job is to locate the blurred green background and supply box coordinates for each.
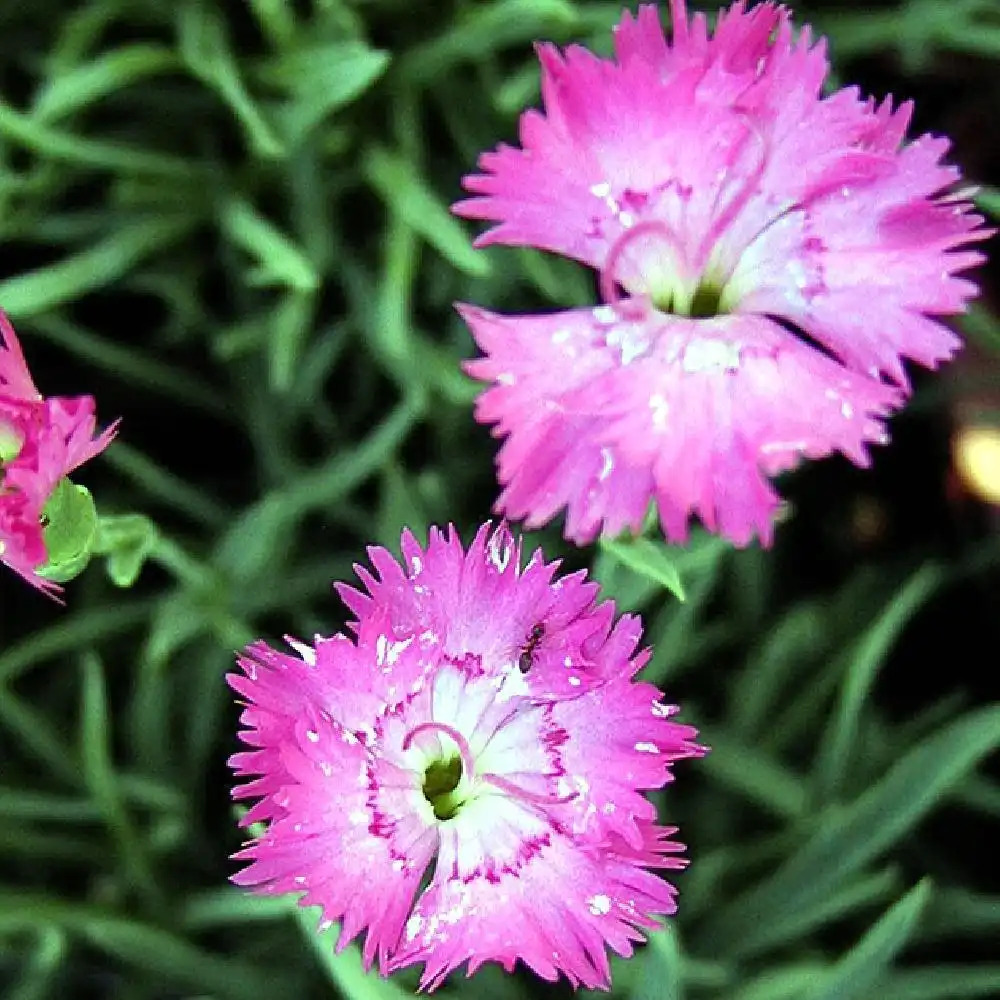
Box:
[1,1,999,998]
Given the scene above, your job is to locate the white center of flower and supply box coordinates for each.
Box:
[681,338,742,373]
[391,667,576,838]
[404,721,476,821]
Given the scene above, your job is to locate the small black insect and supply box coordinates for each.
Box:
[517,622,545,673]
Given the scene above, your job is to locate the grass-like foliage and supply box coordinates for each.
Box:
[1,1,998,999]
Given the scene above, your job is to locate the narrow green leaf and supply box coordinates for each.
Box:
[735,869,901,958]
[247,0,297,47]
[363,146,490,277]
[80,654,161,910]
[877,965,1000,1000]
[376,463,426,550]
[410,334,478,406]
[634,927,684,1000]
[496,66,543,116]
[729,964,830,1000]
[954,773,1000,816]
[918,887,1000,943]
[807,880,932,1000]
[0,787,102,823]
[592,547,664,611]
[237,554,357,616]
[975,186,1000,219]
[960,305,1000,356]
[33,44,181,121]
[216,394,424,581]
[7,927,66,1000]
[28,313,229,417]
[763,659,846,759]
[260,41,390,143]
[0,601,154,685]
[183,889,297,930]
[220,198,318,292]
[814,564,943,799]
[102,443,227,526]
[0,892,284,1000]
[370,214,446,405]
[0,688,80,784]
[0,824,104,864]
[680,956,731,990]
[515,247,594,308]
[182,647,233,777]
[0,778,179,823]
[702,705,1000,950]
[600,535,686,601]
[0,215,195,317]
[296,905,412,1000]
[177,1,283,158]
[0,96,202,176]
[401,0,579,80]
[644,533,730,681]
[47,1,127,72]
[698,731,807,819]
[729,602,826,737]
[267,290,317,391]
[140,588,238,672]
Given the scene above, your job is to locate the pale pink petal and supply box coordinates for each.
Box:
[229,523,705,989]
[455,2,987,546]
[462,301,903,546]
[339,523,648,697]
[551,678,702,848]
[456,2,984,357]
[232,707,436,970]
[392,825,676,990]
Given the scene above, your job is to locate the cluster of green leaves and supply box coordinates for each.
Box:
[0,1,998,1000]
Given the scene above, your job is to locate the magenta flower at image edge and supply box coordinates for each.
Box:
[228,522,706,990]
[0,311,116,593]
[454,0,992,547]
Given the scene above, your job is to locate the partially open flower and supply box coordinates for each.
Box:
[455,1,989,545]
[229,523,704,989]
[0,311,116,593]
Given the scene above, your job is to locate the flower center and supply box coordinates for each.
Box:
[421,755,464,820]
[403,720,476,822]
[687,282,725,319]
[397,674,580,831]
[600,220,726,318]
[598,118,772,320]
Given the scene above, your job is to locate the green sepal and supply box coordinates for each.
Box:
[36,478,99,583]
[94,513,158,588]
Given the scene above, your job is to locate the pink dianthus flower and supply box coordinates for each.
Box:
[229,522,704,990]
[454,0,990,546]
[0,311,116,594]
